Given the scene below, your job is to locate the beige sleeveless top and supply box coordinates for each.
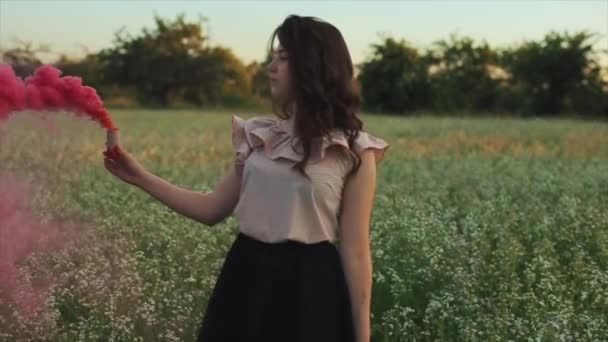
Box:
[231,114,389,244]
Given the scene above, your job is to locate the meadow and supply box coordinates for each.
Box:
[1,110,607,341]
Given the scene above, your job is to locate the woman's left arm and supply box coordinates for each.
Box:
[338,149,378,342]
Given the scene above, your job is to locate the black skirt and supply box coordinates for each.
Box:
[197,232,356,342]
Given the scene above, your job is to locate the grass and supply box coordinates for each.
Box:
[1,109,607,341]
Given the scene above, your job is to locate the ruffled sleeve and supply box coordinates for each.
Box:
[231,114,389,166]
[232,114,253,167]
[352,131,390,163]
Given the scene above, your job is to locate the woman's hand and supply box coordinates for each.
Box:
[102,130,147,187]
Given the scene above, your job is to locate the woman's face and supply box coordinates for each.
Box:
[267,44,292,104]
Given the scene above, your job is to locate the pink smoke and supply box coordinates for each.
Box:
[0,63,117,131]
[0,173,79,319]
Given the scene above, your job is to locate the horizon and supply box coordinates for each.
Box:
[1,0,606,67]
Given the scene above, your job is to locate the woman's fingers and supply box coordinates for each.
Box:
[103,145,122,161]
[104,157,118,170]
[114,145,123,156]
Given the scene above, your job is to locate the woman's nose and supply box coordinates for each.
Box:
[266,58,277,73]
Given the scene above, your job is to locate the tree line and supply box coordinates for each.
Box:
[2,14,606,118]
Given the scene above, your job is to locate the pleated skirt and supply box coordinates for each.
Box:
[197,232,356,342]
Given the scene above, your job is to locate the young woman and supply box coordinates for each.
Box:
[103,14,389,342]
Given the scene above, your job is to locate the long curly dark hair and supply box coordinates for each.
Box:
[266,15,364,179]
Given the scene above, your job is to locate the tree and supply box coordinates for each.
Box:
[98,13,252,107]
[427,33,501,113]
[500,30,603,115]
[1,39,48,78]
[54,53,104,90]
[249,57,271,99]
[357,36,432,113]
[193,46,251,106]
[99,14,206,106]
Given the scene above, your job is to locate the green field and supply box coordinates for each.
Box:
[1,110,608,341]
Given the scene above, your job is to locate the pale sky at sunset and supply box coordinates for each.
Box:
[1,0,606,66]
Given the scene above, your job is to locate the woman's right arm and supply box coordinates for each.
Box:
[136,165,242,226]
[103,144,242,226]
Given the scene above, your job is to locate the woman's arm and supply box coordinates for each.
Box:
[338,149,377,342]
[135,164,242,226]
[104,143,243,226]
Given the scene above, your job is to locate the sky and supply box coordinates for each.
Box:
[0,0,607,66]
